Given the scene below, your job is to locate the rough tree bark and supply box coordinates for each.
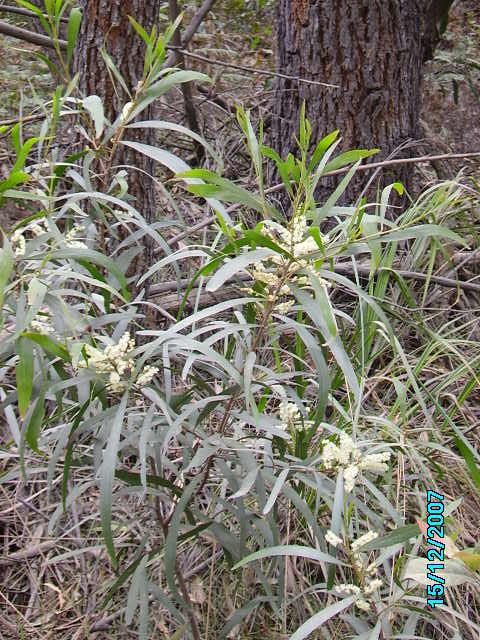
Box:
[269,0,452,205]
[73,0,160,279]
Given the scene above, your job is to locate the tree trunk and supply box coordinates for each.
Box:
[269,0,436,205]
[73,0,159,281]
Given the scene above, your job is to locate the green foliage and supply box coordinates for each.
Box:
[16,0,81,82]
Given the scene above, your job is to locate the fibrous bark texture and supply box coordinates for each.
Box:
[270,0,429,202]
[73,0,159,278]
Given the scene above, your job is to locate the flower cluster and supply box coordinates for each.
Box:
[242,214,329,314]
[11,219,49,257]
[65,225,88,250]
[136,366,159,387]
[351,531,378,553]
[278,400,313,431]
[263,215,321,257]
[335,580,382,612]
[74,332,158,393]
[30,312,54,335]
[327,529,383,612]
[11,228,27,257]
[325,530,343,547]
[321,432,391,492]
[9,219,88,257]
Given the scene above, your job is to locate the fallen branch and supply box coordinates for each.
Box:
[338,263,480,294]
[148,263,480,315]
[0,112,46,127]
[0,19,66,49]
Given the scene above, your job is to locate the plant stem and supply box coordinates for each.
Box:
[150,460,202,640]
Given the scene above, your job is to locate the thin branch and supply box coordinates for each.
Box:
[338,263,480,293]
[168,0,203,162]
[164,0,216,67]
[181,0,216,48]
[0,19,66,49]
[168,45,339,88]
[147,264,480,311]
[325,151,480,177]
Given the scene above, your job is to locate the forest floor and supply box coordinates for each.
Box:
[0,1,479,639]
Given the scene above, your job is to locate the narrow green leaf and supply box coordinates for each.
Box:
[128,70,210,120]
[290,595,356,640]
[220,597,274,639]
[49,248,129,300]
[0,240,14,311]
[66,8,82,65]
[120,142,229,218]
[62,398,97,509]
[311,272,337,337]
[232,544,344,570]
[16,336,34,418]
[13,137,40,173]
[262,468,289,515]
[128,16,150,44]
[324,148,379,173]
[126,119,222,167]
[103,540,149,605]
[243,229,291,257]
[308,130,340,171]
[35,51,58,76]
[179,169,267,213]
[291,284,360,402]
[16,0,42,15]
[403,557,477,587]
[206,248,275,292]
[11,123,21,154]
[21,332,70,361]
[25,393,45,453]
[164,475,203,601]
[455,436,480,492]
[116,469,182,497]
[126,555,147,624]
[101,49,131,96]
[83,95,105,139]
[0,171,29,194]
[376,224,465,246]
[362,523,421,551]
[168,626,189,640]
[100,394,128,568]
